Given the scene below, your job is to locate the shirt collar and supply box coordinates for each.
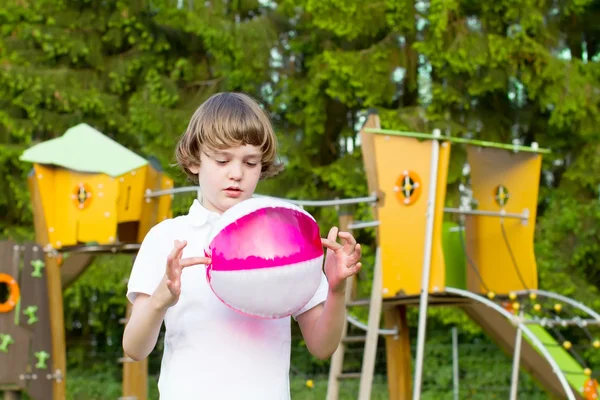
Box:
[187,199,221,227]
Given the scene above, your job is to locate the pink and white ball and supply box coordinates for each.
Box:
[205,197,324,319]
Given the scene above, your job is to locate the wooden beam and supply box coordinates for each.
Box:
[359,113,383,244]
[45,254,66,400]
[384,305,412,400]
[60,253,94,289]
[28,173,66,399]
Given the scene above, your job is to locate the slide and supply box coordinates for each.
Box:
[462,302,588,400]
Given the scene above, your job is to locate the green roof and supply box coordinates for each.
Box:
[20,123,148,177]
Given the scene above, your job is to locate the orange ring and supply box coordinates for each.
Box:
[71,182,93,210]
[0,273,20,313]
[395,170,422,206]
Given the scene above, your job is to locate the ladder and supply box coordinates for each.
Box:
[326,247,385,400]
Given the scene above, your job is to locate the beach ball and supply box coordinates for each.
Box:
[205,197,324,319]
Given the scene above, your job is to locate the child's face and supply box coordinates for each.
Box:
[190,144,263,214]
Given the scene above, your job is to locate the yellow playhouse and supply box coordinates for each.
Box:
[20,123,173,250]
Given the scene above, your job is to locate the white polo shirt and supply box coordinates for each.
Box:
[127,199,329,399]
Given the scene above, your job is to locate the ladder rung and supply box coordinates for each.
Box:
[347,298,370,307]
[338,372,362,380]
[343,335,366,343]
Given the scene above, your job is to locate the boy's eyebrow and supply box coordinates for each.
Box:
[244,153,262,159]
[210,150,262,158]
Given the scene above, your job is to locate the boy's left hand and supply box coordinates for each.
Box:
[321,227,362,294]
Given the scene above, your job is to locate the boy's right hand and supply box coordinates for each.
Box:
[154,239,211,309]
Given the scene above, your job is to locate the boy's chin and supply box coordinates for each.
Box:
[219,195,248,209]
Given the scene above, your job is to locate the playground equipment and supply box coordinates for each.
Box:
[324,113,600,400]
[2,116,599,400]
[0,123,172,400]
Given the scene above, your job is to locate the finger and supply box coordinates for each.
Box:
[166,240,188,278]
[321,237,342,252]
[327,226,338,242]
[344,262,362,277]
[179,257,212,267]
[175,240,187,259]
[349,243,362,261]
[338,231,357,253]
[167,240,187,265]
[338,231,356,245]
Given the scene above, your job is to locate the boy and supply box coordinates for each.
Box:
[123,92,362,399]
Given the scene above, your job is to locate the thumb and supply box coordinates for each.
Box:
[327,226,338,242]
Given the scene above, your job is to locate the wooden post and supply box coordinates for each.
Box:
[122,301,148,400]
[45,254,66,399]
[28,173,66,399]
[384,306,412,399]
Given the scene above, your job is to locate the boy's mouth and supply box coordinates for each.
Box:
[224,187,242,197]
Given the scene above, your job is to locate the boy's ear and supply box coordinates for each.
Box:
[188,164,200,174]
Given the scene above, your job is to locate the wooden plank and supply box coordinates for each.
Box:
[60,253,93,289]
[384,306,412,400]
[0,241,30,393]
[27,175,50,247]
[19,243,53,400]
[42,254,64,400]
[359,113,382,244]
[27,174,65,400]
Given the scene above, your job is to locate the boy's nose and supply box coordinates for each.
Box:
[228,163,243,180]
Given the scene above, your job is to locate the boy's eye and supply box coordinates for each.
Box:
[216,160,228,164]
[246,162,258,167]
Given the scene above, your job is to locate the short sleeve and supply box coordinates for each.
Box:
[292,271,329,320]
[126,223,172,304]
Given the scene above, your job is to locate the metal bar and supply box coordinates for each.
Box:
[519,318,600,327]
[445,287,577,400]
[345,315,398,336]
[452,327,459,400]
[347,221,380,229]
[363,127,552,154]
[413,129,442,400]
[444,207,528,220]
[513,289,600,320]
[509,314,523,400]
[145,187,379,208]
[145,186,198,198]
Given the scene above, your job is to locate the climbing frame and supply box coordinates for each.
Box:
[0,241,53,400]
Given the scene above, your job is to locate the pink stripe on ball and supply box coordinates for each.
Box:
[208,207,323,272]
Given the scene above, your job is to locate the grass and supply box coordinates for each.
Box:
[61,368,390,400]
[57,366,551,399]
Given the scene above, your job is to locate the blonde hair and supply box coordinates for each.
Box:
[175,92,283,183]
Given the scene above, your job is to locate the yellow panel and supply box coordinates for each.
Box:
[465,146,540,294]
[54,170,118,246]
[116,166,148,223]
[157,175,174,222]
[31,164,61,247]
[373,135,449,297]
[52,169,78,248]
[429,142,451,293]
[137,166,161,243]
